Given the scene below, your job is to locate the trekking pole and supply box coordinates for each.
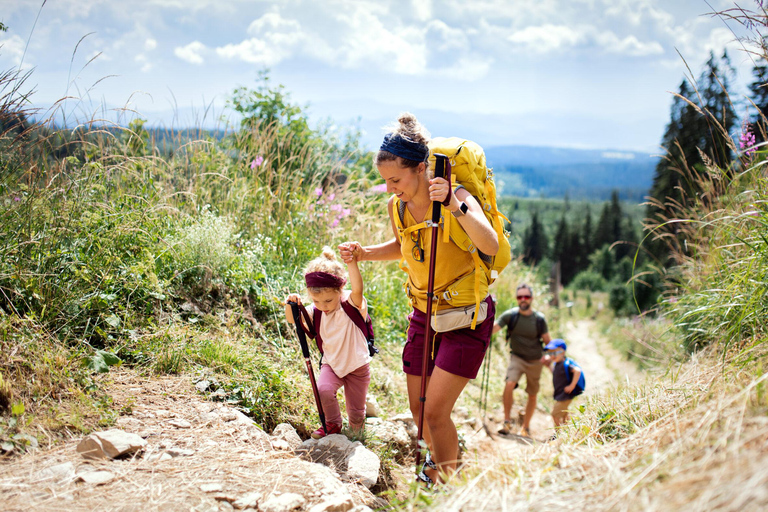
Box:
[288,301,326,433]
[415,153,448,474]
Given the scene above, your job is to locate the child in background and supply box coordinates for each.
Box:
[284,244,371,439]
[542,339,585,430]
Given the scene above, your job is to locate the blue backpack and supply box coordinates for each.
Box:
[564,357,586,396]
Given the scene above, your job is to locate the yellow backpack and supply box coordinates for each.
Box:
[393,137,512,328]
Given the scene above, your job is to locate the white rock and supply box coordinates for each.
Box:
[261,493,305,512]
[307,495,355,512]
[364,396,379,418]
[33,462,75,483]
[77,470,115,485]
[364,419,410,450]
[272,423,302,450]
[166,447,195,457]
[195,380,211,392]
[77,429,147,459]
[233,491,262,509]
[168,418,192,429]
[345,444,379,489]
[146,452,174,463]
[201,483,224,493]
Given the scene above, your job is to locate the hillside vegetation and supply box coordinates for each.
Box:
[2,5,768,510]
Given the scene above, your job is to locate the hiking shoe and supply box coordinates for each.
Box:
[498,420,514,435]
[310,423,342,439]
[517,426,531,437]
[417,470,434,489]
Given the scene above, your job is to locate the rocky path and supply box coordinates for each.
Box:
[0,319,640,511]
[0,371,386,512]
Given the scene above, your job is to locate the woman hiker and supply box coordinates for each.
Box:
[339,112,498,486]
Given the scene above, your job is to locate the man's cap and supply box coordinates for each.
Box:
[544,339,567,351]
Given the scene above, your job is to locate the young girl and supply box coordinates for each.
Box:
[284,244,371,438]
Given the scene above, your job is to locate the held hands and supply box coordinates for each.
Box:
[564,383,576,394]
[338,241,362,264]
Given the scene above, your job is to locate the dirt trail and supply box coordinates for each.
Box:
[469,318,643,459]
[562,319,643,393]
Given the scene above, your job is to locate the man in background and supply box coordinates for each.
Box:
[493,284,551,436]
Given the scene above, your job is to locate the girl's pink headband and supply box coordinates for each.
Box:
[305,271,346,289]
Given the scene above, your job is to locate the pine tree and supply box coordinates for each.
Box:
[522,210,548,265]
[593,202,614,251]
[582,205,594,256]
[748,63,768,142]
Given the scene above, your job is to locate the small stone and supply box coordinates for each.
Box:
[233,492,262,509]
[34,462,75,483]
[77,429,146,459]
[195,380,211,392]
[201,483,224,493]
[261,493,305,512]
[77,470,115,485]
[146,452,173,462]
[168,418,192,429]
[166,447,195,457]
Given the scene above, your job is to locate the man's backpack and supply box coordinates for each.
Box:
[299,300,378,358]
[393,137,512,329]
[564,357,586,396]
[507,307,546,342]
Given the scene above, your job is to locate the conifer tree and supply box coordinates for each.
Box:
[522,210,548,265]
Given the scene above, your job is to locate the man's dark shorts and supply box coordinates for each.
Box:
[403,296,495,380]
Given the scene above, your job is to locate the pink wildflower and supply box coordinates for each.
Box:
[372,184,387,193]
[739,124,757,156]
[330,204,343,212]
[315,187,323,198]
[332,218,340,228]
[342,208,351,217]
[250,156,264,169]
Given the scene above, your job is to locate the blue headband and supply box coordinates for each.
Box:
[379,133,429,163]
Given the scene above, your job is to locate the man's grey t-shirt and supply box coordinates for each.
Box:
[496,308,548,361]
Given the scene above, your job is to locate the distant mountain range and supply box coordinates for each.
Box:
[484,145,660,201]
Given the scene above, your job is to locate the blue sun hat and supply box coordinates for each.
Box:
[544,339,567,351]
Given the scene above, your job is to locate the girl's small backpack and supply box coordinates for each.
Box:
[297,300,378,357]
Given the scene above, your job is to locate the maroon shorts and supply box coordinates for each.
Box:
[402,296,495,380]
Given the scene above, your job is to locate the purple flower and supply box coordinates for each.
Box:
[740,124,757,156]
[250,156,264,169]
[371,183,387,193]
[328,193,335,201]
[13,196,21,201]
[315,187,323,198]
[332,218,340,228]
[342,208,351,217]
[330,204,343,212]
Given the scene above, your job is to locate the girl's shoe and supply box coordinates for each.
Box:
[311,423,342,439]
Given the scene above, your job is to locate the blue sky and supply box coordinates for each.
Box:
[0,0,757,153]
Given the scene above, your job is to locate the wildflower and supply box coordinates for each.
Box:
[342,208,351,217]
[315,187,323,198]
[328,193,335,201]
[330,204,343,212]
[739,124,756,156]
[332,218,340,228]
[250,156,264,169]
[371,184,387,193]
[13,196,21,201]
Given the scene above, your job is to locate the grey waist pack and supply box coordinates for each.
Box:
[430,301,488,332]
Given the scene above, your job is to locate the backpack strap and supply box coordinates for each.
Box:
[340,300,379,357]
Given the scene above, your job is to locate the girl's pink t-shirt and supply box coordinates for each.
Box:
[311,290,371,378]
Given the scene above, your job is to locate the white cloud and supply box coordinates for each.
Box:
[0,33,27,66]
[412,0,432,21]
[507,24,585,53]
[596,32,664,56]
[145,38,157,51]
[174,41,207,65]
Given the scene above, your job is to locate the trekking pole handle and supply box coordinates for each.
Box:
[433,153,447,223]
[288,301,311,359]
